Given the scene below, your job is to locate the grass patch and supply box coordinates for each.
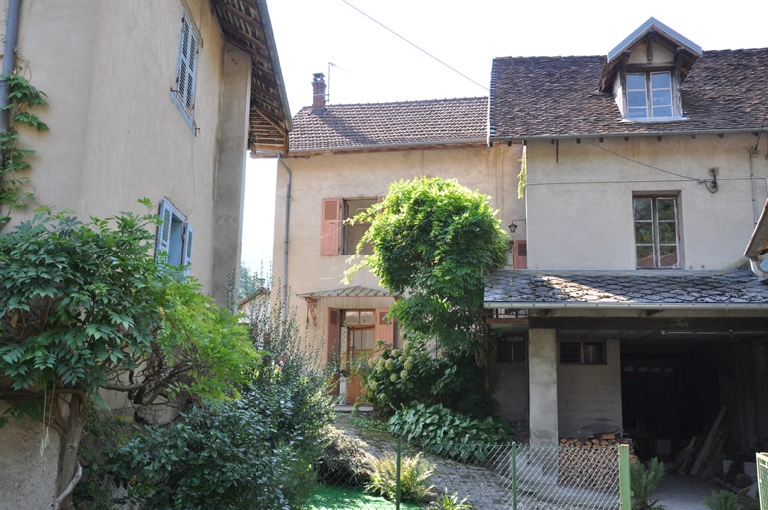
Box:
[350,413,391,435]
[308,484,423,509]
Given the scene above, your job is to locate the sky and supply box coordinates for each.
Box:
[240,0,768,271]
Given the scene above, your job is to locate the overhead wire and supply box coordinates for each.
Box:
[340,0,489,92]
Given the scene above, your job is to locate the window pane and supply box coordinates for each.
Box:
[628,90,647,108]
[360,311,374,324]
[651,72,671,89]
[361,329,374,350]
[653,106,673,117]
[658,222,677,244]
[627,74,646,90]
[657,199,676,220]
[634,222,653,244]
[633,198,652,220]
[560,342,582,363]
[351,330,362,349]
[628,107,647,118]
[583,342,605,364]
[636,246,654,267]
[652,89,671,107]
[344,311,359,324]
[659,245,678,267]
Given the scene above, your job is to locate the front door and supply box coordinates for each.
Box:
[342,310,375,404]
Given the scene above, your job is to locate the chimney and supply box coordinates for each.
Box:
[311,73,326,114]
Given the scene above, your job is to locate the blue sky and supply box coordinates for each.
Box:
[241,0,768,271]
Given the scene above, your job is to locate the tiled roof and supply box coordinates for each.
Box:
[288,97,488,152]
[297,286,391,298]
[489,48,768,140]
[484,269,768,308]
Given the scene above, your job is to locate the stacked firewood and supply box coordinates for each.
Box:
[559,433,621,448]
[557,433,624,491]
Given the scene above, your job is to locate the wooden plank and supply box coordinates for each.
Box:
[690,406,727,476]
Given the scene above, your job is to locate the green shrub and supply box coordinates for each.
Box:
[702,490,738,510]
[367,452,435,502]
[630,457,666,510]
[428,488,473,509]
[316,426,374,487]
[388,403,514,463]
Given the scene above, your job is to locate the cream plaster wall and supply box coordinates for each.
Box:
[275,144,523,357]
[5,0,230,293]
[525,134,768,270]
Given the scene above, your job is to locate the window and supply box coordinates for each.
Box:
[498,336,526,363]
[633,195,679,268]
[560,340,606,365]
[626,72,673,119]
[321,197,377,256]
[156,198,193,274]
[171,6,199,130]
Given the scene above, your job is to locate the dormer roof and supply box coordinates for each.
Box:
[606,17,701,64]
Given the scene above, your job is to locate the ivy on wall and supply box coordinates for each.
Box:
[0,73,47,227]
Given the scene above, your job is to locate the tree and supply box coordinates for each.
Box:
[346,177,508,358]
[0,202,257,509]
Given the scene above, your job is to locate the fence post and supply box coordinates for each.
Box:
[511,442,518,510]
[757,452,767,510]
[619,444,631,510]
[396,437,402,510]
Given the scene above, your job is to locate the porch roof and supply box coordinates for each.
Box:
[297,286,392,299]
[484,269,768,310]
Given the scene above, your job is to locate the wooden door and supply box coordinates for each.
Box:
[345,327,375,404]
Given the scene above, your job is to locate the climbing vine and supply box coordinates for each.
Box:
[517,148,527,199]
[0,73,48,227]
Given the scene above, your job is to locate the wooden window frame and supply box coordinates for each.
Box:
[497,336,527,364]
[633,193,680,269]
[559,340,606,365]
[626,70,675,119]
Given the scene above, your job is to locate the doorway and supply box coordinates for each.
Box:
[342,309,375,404]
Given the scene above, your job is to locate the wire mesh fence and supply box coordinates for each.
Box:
[758,452,768,510]
[311,439,623,510]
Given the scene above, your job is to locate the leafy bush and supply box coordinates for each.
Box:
[388,404,514,463]
[316,426,374,487]
[367,452,435,503]
[630,457,666,510]
[702,490,738,510]
[357,338,495,416]
[428,488,473,509]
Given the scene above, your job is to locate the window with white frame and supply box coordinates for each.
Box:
[156,198,194,274]
[633,194,679,268]
[626,72,673,119]
[171,6,199,130]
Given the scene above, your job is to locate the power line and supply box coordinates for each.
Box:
[580,138,700,181]
[340,0,489,93]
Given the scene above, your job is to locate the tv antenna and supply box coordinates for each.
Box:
[327,62,349,104]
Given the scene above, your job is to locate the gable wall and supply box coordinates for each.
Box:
[524,133,768,270]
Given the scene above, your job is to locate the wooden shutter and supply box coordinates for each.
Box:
[176,10,197,116]
[326,307,340,365]
[515,240,527,269]
[321,198,341,256]
[182,223,194,275]
[374,308,394,346]
[156,199,173,261]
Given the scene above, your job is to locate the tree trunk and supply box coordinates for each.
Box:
[55,393,87,510]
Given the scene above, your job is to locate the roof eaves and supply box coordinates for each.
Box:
[489,127,767,144]
[606,17,703,63]
[287,138,487,155]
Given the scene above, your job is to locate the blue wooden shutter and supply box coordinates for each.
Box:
[182,223,194,275]
[175,9,197,118]
[156,199,173,262]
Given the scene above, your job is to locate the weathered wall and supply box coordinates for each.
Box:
[5,0,233,294]
[274,144,524,356]
[525,134,768,270]
[557,339,623,438]
[491,362,528,423]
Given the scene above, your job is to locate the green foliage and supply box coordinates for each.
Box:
[630,457,666,510]
[366,451,435,503]
[428,488,473,510]
[356,338,494,416]
[517,150,527,199]
[388,404,514,463]
[0,74,48,226]
[349,413,390,435]
[239,264,266,299]
[316,426,374,487]
[345,177,508,354]
[702,490,738,510]
[308,484,423,510]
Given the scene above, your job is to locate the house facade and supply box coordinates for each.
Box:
[0,1,290,506]
[485,18,768,458]
[271,76,523,403]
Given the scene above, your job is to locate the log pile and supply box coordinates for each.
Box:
[557,433,624,491]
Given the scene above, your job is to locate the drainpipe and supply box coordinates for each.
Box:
[0,0,21,132]
[277,153,292,323]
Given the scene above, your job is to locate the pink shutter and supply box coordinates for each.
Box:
[321,198,340,256]
[374,308,394,346]
[515,240,527,269]
[326,307,340,364]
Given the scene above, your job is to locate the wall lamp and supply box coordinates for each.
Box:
[508,220,526,234]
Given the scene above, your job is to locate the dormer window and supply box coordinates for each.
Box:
[627,72,672,118]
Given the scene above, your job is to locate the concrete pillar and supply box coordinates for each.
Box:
[210,44,251,306]
[529,328,559,445]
